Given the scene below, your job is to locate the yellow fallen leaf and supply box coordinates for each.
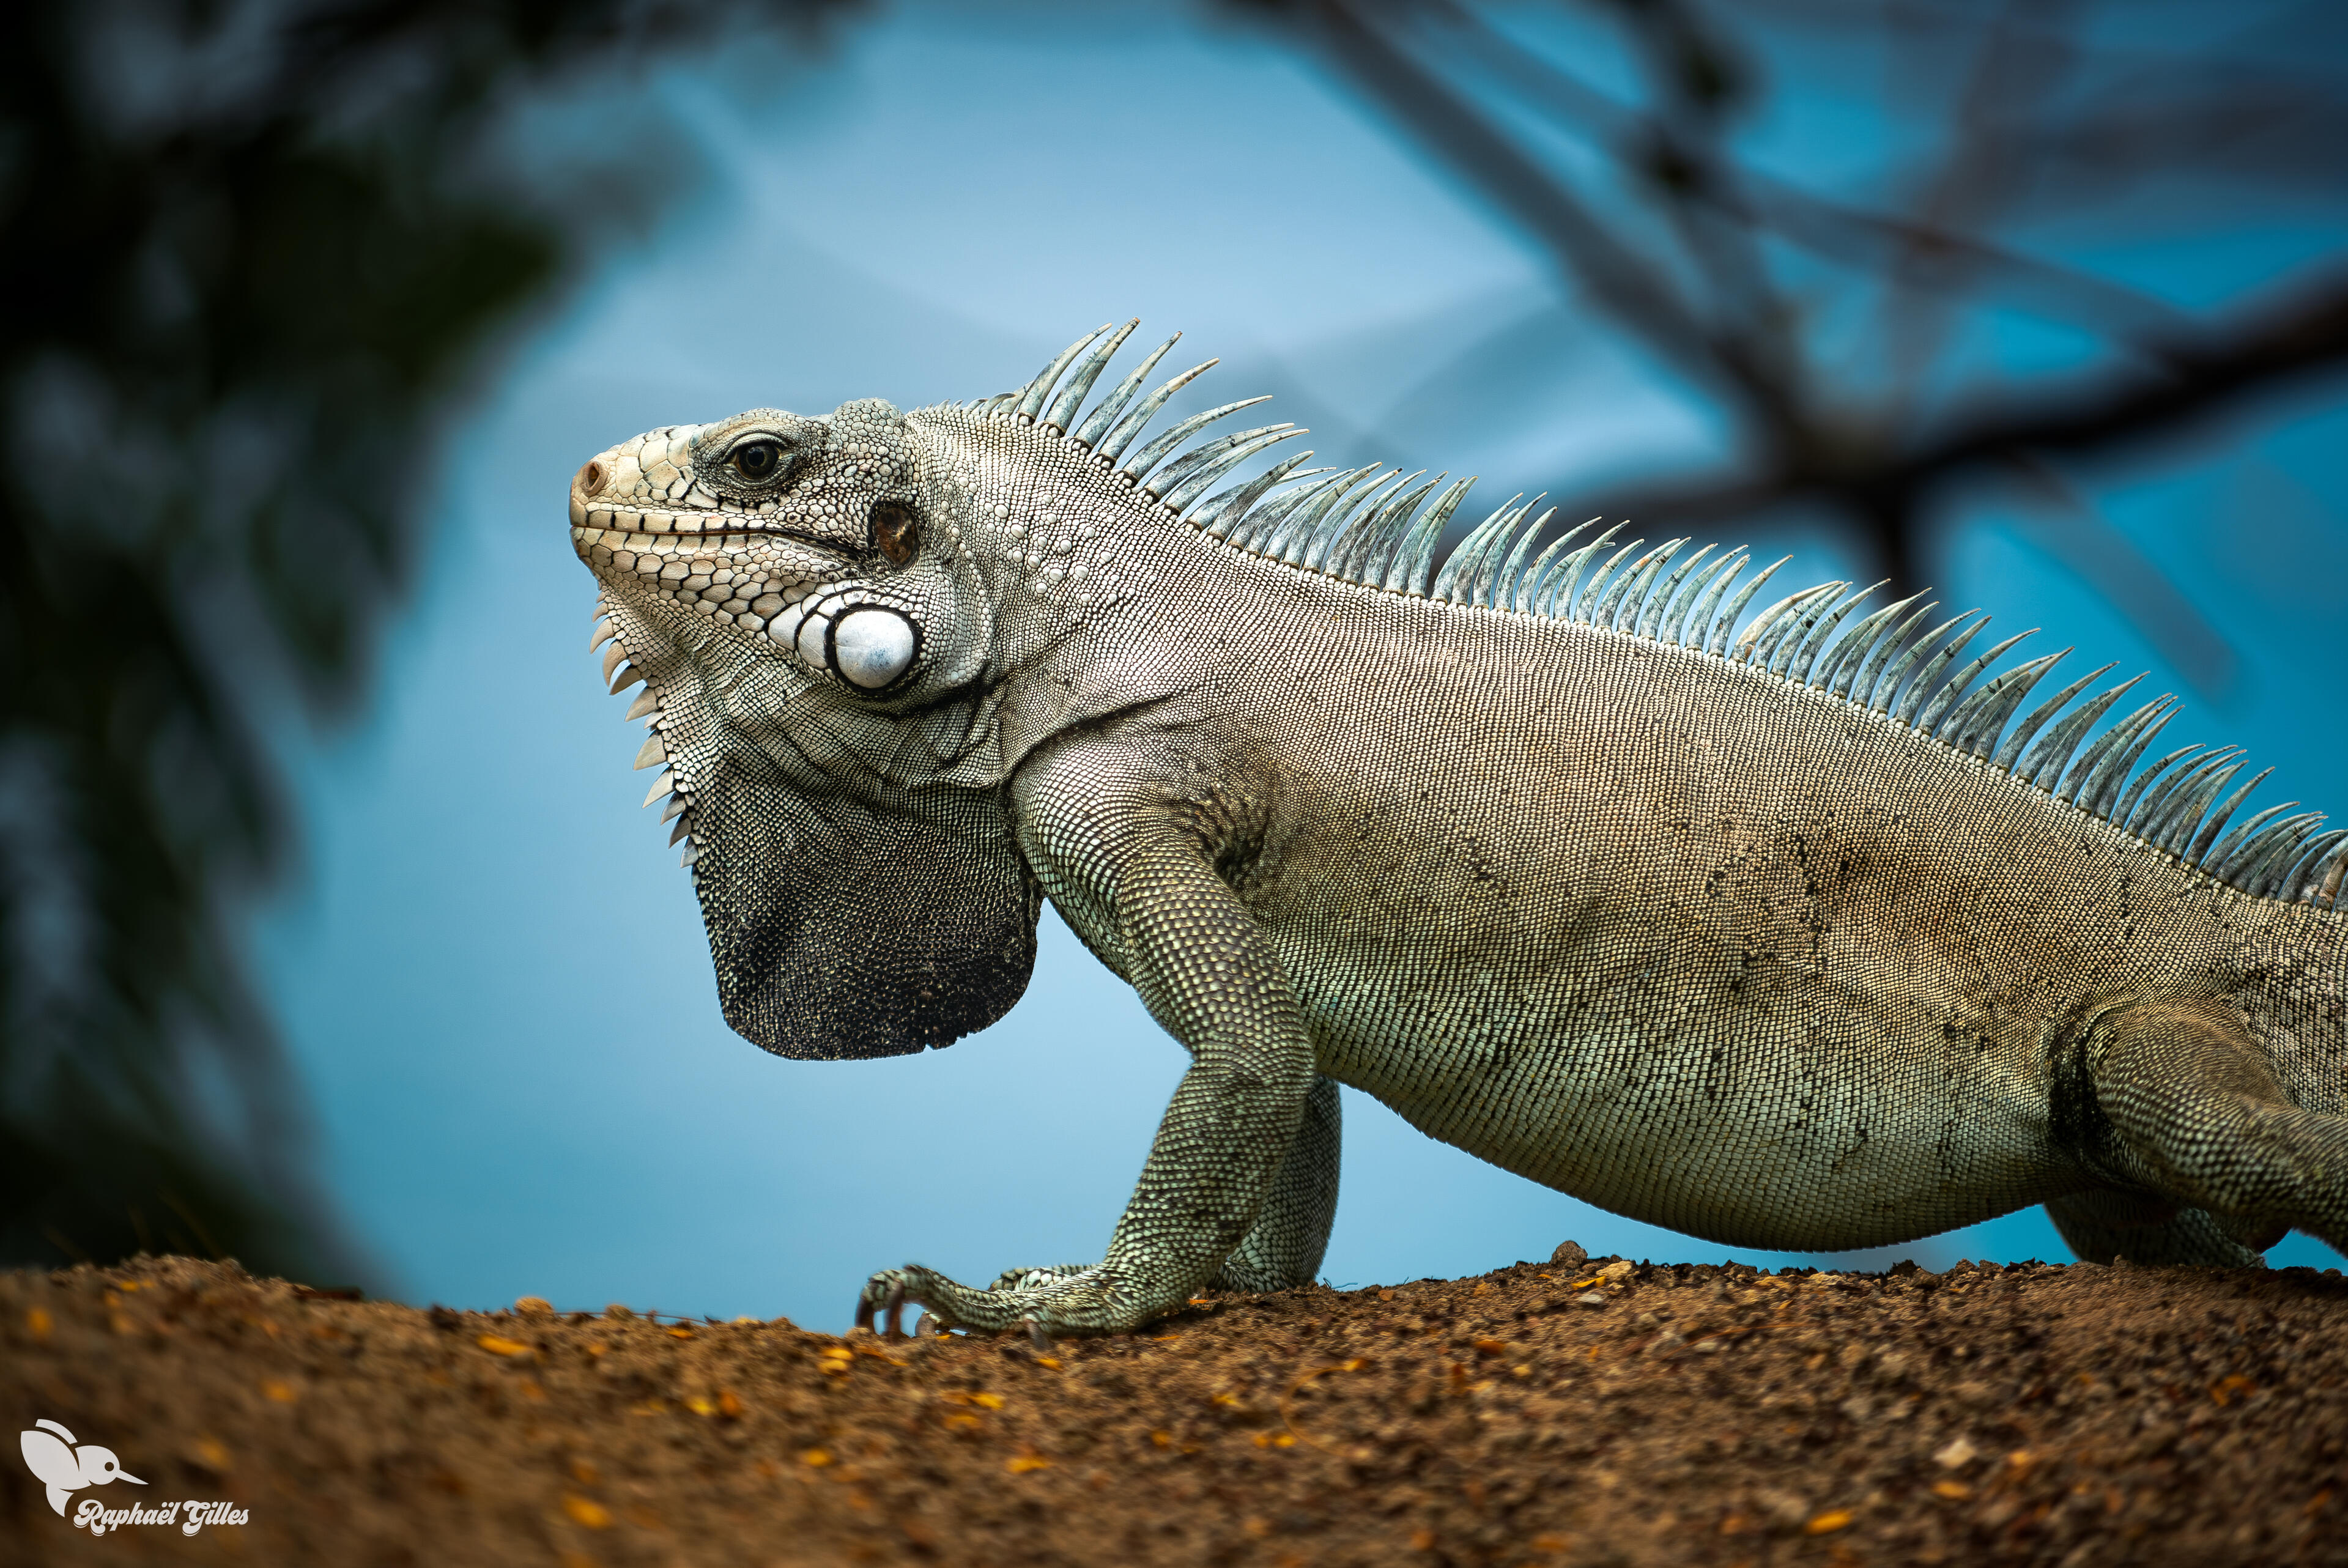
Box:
[1150,1430,1172,1448]
[261,1379,296,1403]
[1805,1511,1853,1535]
[685,1396,715,1416]
[943,1413,981,1432]
[563,1495,612,1529]
[1931,1481,1972,1501]
[718,1391,744,1418]
[26,1307,51,1340]
[799,1448,833,1467]
[1036,1356,1062,1369]
[476,1335,532,1356]
[667,1326,694,1340]
[1007,1454,1050,1474]
[971,1392,1005,1410]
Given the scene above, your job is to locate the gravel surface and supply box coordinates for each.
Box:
[6,1252,2344,1566]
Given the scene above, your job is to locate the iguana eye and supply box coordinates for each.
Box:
[731,440,785,482]
[871,500,919,564]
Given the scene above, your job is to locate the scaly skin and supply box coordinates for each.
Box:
[566,327,2347,1337]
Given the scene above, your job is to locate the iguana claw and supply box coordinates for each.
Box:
[854,1271,909,1337]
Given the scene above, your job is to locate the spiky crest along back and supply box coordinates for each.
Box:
[969,321,2347,912]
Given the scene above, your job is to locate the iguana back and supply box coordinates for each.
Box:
[568,322,2348,1334]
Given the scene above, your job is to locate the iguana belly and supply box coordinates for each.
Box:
[1303,964,2064,1250]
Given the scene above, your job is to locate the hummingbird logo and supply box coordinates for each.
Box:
[20,1419,144,1516]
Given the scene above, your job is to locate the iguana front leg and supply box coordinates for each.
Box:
[1212,1072,1340,1292]
[857,794,1320,1337]
[868,1075,1339,1336]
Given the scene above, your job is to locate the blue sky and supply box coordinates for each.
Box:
[257,2,2347,1325]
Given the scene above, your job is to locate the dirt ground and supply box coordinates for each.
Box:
[6,1251,2344,1567]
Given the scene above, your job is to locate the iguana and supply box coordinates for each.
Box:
[568,321,2348,1338]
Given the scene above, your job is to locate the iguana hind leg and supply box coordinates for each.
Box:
[2043,1189,2264,1268]
[2059,998,2348,1262]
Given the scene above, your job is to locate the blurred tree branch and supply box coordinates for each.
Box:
[0,0,854,1282]
[1243,0,2348,692]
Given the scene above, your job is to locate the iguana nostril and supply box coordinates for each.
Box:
[831,607,917,689]
[577,459,609,498]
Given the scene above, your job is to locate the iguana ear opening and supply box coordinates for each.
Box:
[687,752,1039,1060]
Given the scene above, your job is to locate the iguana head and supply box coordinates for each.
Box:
[569,323,1326,1060]
[571,395,982,697]
[569,388,1031,1060]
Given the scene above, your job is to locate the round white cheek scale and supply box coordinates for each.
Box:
[832,608,917,689]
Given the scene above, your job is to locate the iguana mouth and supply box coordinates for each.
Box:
[569,423,717,533]
[570,519,839,636]
[566,423,810,538]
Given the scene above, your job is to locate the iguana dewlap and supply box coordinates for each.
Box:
[568,322,2347,1336]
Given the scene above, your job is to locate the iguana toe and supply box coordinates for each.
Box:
[860,1262,1148,1336]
